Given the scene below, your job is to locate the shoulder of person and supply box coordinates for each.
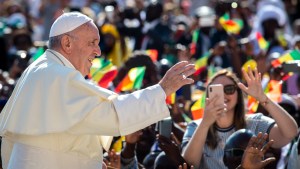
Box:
[189,119,202,126]
[245,112,264,121]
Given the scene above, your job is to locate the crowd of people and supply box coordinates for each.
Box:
[0,0,300,169]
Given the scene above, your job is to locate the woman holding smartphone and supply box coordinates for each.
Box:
[182,67,298,169]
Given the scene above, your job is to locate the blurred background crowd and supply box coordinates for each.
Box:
[0,0,300,168]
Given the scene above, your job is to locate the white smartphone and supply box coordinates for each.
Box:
[158,117,173,139]
[208,84,224,105]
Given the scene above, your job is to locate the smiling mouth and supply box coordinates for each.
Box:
[88,58,93,63]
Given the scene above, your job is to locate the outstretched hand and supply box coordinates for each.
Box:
[239,132,275,169]
[238,66,266,102]
[157,133,186,167]
[159,61,195,96]
[103,149,121,169]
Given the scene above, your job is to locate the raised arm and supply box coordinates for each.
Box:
[159,61,195,96]
[182,96,227,168]
[238,67,299,148]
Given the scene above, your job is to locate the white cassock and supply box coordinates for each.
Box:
[0,49,170,169]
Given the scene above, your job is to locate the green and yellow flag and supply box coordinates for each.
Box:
[115,66,146,92]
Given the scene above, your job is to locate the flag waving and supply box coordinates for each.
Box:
[219,13,244,34]
[271,50,300,68]
[89,58,118,88]
[194,51,211,75]
[256,32,269,51]
[191,93,206,120]
[115,66,146,93]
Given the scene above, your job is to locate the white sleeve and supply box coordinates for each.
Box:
[68,84,170,136]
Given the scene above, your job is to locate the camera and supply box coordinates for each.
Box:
[282,61,300,73]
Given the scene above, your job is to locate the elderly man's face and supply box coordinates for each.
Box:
[68,22,101,76]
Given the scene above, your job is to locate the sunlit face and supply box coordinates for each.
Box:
[68,22,101,76]
[211,75,238,113]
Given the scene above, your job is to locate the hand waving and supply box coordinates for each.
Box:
[238,66,266,102]
[239,132,275,169]
[159,61,195,96]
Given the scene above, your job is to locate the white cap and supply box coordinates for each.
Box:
[257,5,286,26]
[199,16,215,27]
[49,12,93,38]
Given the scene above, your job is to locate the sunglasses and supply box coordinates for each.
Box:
[224,148,245,157]
[224,84,237,95]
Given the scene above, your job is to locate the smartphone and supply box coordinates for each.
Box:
[158,117,173,139]
[282,61,300,73]
[208,84,224,105]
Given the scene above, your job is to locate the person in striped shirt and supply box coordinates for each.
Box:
[182,68,298,169]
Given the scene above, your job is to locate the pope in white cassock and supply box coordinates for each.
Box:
[0,12,195,169]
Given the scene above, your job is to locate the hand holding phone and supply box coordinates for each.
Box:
[208,84,224,105]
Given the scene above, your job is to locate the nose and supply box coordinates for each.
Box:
[94,45,101,57]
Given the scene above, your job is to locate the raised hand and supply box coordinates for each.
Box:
[159,61,195,96]
[238,66,266,102]
[239,132,275,169]
[104,149,121,169]
[202,95,227,126]
[157,133,186,167]
[178,163,194,169]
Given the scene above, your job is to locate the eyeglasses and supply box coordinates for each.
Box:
[224,84,237,95]
[224,148,244,157]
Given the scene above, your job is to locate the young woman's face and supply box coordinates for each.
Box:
[211,75,238,113]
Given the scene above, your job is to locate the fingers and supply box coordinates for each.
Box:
[247,132,263,149]
[262,139,274,154]
[242,67,251,82]
[182,163,188,169]
[179,64,196,84]
[247,66,255,80]
[171,132,181,145]
[261,157,276,167]
[178,163,190,169]
[247,132,273,156]
[170,61,189,72]
[207,94,225,106]
[180,64,196,77]
[159,61,195,96]
[254,68,260,82]
[242,66,260,83]
[247,135,257,149]
[237,82,247,93]
[254,133,270,151]
[256,132,265,150]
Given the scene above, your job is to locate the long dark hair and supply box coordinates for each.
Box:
[206,69,246,149]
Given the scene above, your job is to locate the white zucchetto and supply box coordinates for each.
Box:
[49,12,92,38]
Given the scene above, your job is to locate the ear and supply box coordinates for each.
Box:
[61,35,72,54]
